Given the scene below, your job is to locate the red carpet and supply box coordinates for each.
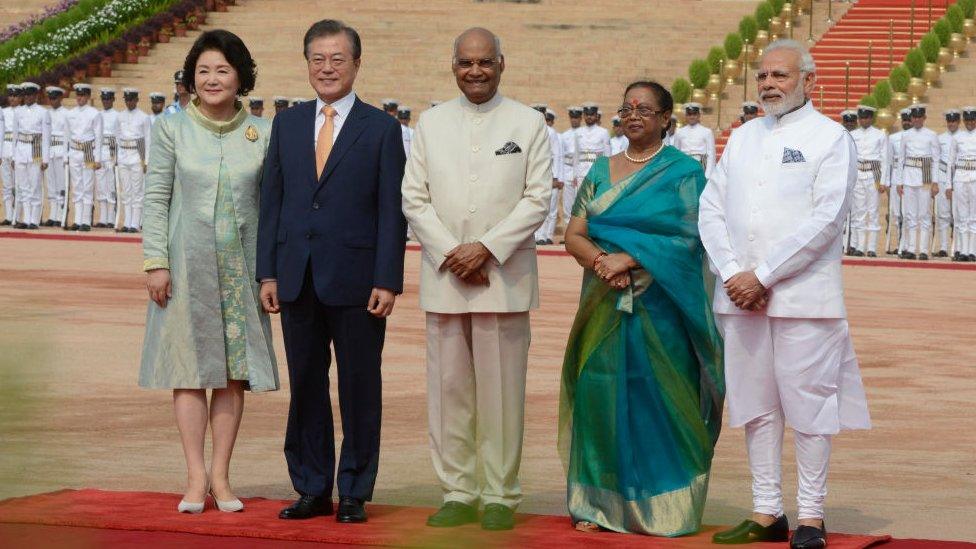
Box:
[0,489,895,548]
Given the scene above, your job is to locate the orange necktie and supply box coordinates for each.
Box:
[316,105,337,178]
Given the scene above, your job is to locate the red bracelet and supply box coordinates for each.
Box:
[592,252,608,270]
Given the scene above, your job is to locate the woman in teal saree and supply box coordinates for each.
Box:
[560,81,725,536]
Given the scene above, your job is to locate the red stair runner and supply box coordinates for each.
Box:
[716,0,947,156]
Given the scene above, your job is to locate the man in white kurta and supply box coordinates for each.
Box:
[849,105,891,257]
[96,88,119,228]
[116,89,151,232]
[701,41,870,549]
[949,107,976,261]
[12,82,51,229]
[45,87,69,226]
[402,28,551,531]
[897,104,941,260]
[532,103,562,245]
[886,110,912,254]
[673,102,716,178]
[0,85,17,225]
[65,84,103,231]
[936,110,960,256]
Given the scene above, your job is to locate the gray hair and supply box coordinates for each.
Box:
[452,28,503,61]
[762,39,816,74]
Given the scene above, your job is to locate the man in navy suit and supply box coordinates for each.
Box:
[256,19,406,524]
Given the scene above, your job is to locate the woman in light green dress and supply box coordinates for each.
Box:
[141,30,277,513]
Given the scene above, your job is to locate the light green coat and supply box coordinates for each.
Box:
[139,101,278,392]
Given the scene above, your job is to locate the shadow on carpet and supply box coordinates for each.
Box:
[0,489,897,548]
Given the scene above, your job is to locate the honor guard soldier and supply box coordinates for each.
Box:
[949,107,976,261]
[65,83,102,231]
[96,87,119,228]
[12,82,51,229]
[557,106,583,239]
[571,101,611,221]
[45,86,68,226]
[1,84,19,225]
[897,104,941,260]
[673,102,716,177]
[742,101,761,123]
[273,96,289,115]
[665,114,678,146]
[397,106,413,156]
[936,109,961,256]
[849,105,891,257]
[382,98,398,117]
[249,97,264,118]
[531,103,562,245]
[117,88,151,232]
[840,109,858,131]
[149,92,166,124]
[164,70,191,115]
[609,116,629,155]
[290,97,305,108]
[544,108,556,127]
[886,108,913,255]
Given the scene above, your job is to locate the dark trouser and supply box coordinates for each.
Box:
[280,265,385,501]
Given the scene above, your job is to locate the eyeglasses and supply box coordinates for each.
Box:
[309,56,348,70]
[454,57,500,70]
[617,106,663,118]
[755,70,794,83]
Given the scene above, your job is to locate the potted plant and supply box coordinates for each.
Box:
[110,39,125,63]
[215,0,228,12]
[186,12,199,30]
[139,35,151,55]
[174,19,187,37]
[72,58,88,81]
[723,33,743,84]
[689,58,711,106]
[99,55,113,78]
[159,24,173,43]
[57,67,73,95]
[85,52,100,78]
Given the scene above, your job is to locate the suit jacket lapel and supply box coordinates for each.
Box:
[315,98,368,192]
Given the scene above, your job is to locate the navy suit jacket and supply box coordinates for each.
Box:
[256,97,407,305]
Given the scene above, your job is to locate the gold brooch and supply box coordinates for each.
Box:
[245,125,258,142]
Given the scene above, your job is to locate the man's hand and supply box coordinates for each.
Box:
[931,184,940,198]
[367,287,396,318]
[259,280,280,314]
[897,185,904,196]
[94,162,102,170]
[553,179,564,189]
[147,268,172,308]
[41,162,48,170]
[878,185,887,194]
[461,268,490,287]
[724,271,766,311]
[443,242,492,279]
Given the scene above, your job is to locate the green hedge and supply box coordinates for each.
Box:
[755,1,775,30]
[904,48,926,77]
[859,95,878,108]
[889,65,910,92]
[671,78,692,104]
[689,59,711,88]
[724,33,743,60]
[959,0,974,18]
[934,18,951,46]
[948,4,965,33]
[739,15,759,43]
[873,79,892,107]
[921,32,941,62]
[707,47,726,73]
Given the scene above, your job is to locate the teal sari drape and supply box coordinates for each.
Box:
[558,149,725,536]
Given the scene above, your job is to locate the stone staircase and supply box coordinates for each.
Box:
[83,0,768,131]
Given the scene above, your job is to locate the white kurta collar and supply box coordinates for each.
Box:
[765,99,816,130]
[459,92,503,113]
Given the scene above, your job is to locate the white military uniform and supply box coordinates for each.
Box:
[849,124,891,254]
[535,122,563,243]
[557,125,578,222]
[48,101,69,222]
[117,104,151,231]
[12,98,51,226]
[97,104,120,226]
[609,133,629,155]
[673,122,717,178]
[400,122,413,157]
[699,101,871,521]
[887,128,905,252]
[569,123,611,215]
[65,101,103,227]
[949,123,976,258]
[1,100,14,222]
[897,126,941,255]
[936,128,957,253]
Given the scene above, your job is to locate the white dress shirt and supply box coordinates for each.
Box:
[888,130,904,185]
[572,123,611,181]
[546,125,561,179]
[1,107,11,159]
[610,134,629,155]
[699,100,856,318]
[313,91,356,147]
[12,103,51,164]
[898,126,941,187]
[49,106,69,159]
[558,127,577,183]
[850,125,891,187]
[673,122,717,178]
[939,130,956,175]
[66,105,104,163]
[401,123,414,156]
[117,107,152,166]
[950,128,976,185]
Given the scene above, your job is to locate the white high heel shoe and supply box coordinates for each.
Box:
[210,489,244,512]
[177,498,206,514]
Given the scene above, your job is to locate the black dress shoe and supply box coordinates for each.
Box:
[918,253,929,260]
[106,222,115,229]
[93,222,106,228]
[713,515,790,544]
[867,251,877,257]
[66,223,79,231]
[14,222,27,229]
[937,250,948,258]
[279,495,333,519]
[481,503,515,531]
[27,223,38,230]
[852,249,864,257]
[426,501,478,527]
[790,522,827,549]
[0,219,10,226]
[545,239,553,245]
[535,239,546,245]
[53,220,62,227]
[79,224,91,232]
[969,254,976,262]
[336,496,367,523]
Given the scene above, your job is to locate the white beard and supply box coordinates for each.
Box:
[760,84,807,117]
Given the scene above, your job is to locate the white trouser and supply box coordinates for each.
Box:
[935,178,952,252]
[956,177,976,256]
[95,159,116,224]
[561,180,578,227]
[14,161,43,225]
[68,152,96,226]
[851,173,880,252]
[117,162,145,228]
[716,314,871,434]
[887,185,902,251]
[534,184,561,241]
[901,185,932,254]
[1,159,14,221]
[426,311,530,509]
[746,410,833,520]
[46,156,67,221]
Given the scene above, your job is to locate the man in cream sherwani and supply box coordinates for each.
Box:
[401,27,551,532]
[700,40,871,549]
